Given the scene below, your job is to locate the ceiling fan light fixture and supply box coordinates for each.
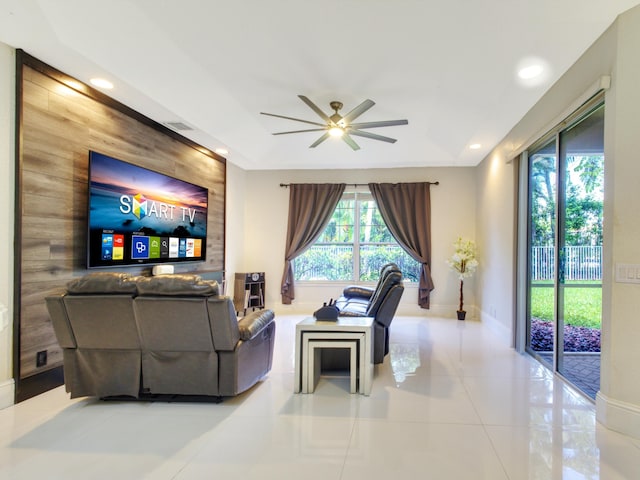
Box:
[329,126,344,137]
[261,95,408,150]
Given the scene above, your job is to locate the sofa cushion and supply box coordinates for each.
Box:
[337,302,369,317]
[136,274,219,296]
[66,272,138,294]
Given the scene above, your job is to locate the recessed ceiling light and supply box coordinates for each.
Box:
[215,148,228,156]
[518,64,544,80]
[89,78,114,89]
[515,56,551,87]
[469,143,482,150]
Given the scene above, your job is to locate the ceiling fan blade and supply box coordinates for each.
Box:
[341,99,375,124]
[298,95,332,123]
[349,119,409,129]
[272,128,328,135]
[309,132,331,148]
[348,129,397,143]
[342,133,361,150]
[260,112,326,127]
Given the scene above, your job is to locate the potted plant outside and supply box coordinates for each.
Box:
[447,237,478,320]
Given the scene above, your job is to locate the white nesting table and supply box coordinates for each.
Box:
[307,338,359,393]
[294,316,374,395]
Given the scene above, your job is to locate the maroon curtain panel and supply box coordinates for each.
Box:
[281,183,346,304]
[369,182,435,308]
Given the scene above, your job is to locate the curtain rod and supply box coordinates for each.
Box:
[279,181,439,188]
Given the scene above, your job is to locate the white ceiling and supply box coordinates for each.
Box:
[1,0,638,170]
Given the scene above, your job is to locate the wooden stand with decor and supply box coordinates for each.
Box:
[233,272,265,316]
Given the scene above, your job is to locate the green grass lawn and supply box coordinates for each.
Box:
[530,282,602,329]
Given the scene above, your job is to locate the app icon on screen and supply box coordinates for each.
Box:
[131,235,150,259]
[101,234,113,260]
[149,236,161,258]
[113,234,124,260]
[160,237,170,258]
[169,237,179,258]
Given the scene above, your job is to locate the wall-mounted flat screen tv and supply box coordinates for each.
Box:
[87,151,208,268]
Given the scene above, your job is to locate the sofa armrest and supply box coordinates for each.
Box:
[342,285,374,299]
[45,293,77,348]
[238,309,275,341]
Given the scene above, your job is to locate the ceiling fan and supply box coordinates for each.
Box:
[260,95,408,151]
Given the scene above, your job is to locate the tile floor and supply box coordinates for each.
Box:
[1,315,639,479]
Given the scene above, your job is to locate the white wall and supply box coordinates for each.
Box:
[237,167,477,318]
[597,6,640,438]
[224,161,247,296]
[476,6,640,438]
[0,42,15,408]
[475,155,516,342]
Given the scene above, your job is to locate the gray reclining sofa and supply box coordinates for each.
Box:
[45,272,275,400]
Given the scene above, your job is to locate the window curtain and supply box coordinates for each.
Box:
[369,182,435,308]
[281,183,346,304]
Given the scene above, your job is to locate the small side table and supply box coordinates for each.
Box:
[307,339,358,393]
[294,316,374,395]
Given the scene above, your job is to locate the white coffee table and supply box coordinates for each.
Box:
[294,316,374,395]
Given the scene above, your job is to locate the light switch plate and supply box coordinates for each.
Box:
[615,264,640,284]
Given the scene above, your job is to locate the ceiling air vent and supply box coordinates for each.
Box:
[163,121,194,131]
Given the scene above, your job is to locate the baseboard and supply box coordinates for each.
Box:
[596,391,640,440]
[0,379,15,409]
[479,309,513,346]
[15,366,64,403]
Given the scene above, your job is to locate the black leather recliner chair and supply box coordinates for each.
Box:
[334,263,404,364]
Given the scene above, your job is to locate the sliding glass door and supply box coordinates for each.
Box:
[527,138,557,371]
[525,102,604,399]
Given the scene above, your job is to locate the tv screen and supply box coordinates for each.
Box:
[87,151,208,268]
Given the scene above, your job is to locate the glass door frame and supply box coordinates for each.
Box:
[515,93,605,389]
[524,133,559,370]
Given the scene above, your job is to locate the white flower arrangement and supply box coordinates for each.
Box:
[447,237,478,316]
[447,237,478,280]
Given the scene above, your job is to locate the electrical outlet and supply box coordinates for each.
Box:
[36,350,47,367]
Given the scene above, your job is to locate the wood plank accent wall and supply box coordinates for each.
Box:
[15,52,226,383]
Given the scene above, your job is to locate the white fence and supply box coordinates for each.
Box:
[531,246,602,281]
[294,244,421,282]
[296,245,603,282]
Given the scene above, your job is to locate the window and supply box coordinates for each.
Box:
[293,190,421,282]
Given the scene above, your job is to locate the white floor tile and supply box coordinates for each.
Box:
[464,374,596,427]
[486,423,640,480]
[173,415,352,480]
[342,420,508,480]
[359,374,482,424]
